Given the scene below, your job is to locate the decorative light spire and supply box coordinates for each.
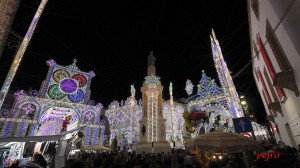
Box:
[131,84,136,97]
[169,82,173,96]
[185,80,194,96]
[210,29,243,118]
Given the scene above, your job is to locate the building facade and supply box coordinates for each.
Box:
[248,0,300,147]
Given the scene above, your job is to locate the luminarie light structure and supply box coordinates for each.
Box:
[184,30,244,136]
[105,85,143,147]
[210,30,244,118]
[163,82,185,145]
[0,59,105,146]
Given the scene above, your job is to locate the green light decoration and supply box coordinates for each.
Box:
[48,84,65,100]
[0,0,49,109]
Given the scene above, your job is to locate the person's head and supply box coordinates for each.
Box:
[184,164,196,168]
[66,115,72,121]
[94,158,102,168]
[226,160,239,168]
[109,163,123,168]
[65,159,74,168]
[177,154,185,165]
[10,160,19,167]
[32,154,47,168]
[69,160,85,168]
[208,161,222,168]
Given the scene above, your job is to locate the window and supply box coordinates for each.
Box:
[263,66,278,102]
[266,20,292,72]
[253,40,259,60]
[251,0,259,20]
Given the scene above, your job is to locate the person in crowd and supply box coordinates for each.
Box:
[26,154,47,168]
[208,161,222,168]
[9,160,20,168]
[69,160,85,168]
[225,160,239,168]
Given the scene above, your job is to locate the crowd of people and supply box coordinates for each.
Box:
[65,150,242,168]
[6,141,300,168]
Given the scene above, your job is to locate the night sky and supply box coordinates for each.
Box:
[0,0,267,123]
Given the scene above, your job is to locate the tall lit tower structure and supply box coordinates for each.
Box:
[0,0,48,109]
[210,30,244,118]
[136,51,171,153]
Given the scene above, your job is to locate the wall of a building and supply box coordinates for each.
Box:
[248,0,300,147]
[0,0,21,59]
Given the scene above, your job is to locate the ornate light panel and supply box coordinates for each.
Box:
[40,59,95,104]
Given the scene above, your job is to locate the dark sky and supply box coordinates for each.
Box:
[0,0,267,123]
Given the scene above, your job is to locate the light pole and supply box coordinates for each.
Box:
[0,0,49,109]
[169,82,175,148]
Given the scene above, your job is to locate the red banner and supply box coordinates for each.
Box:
[256,34,286,102]
[257,68,272,105]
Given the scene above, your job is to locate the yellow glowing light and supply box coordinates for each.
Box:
[241,101,247,105]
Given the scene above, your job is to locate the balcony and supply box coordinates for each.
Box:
[274,70,299,97]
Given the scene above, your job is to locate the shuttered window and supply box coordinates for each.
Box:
[266,20,291,72]
[251,0,259,20]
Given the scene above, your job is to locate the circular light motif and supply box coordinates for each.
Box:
[85,111,95,121]
[48,84,65,99]
[21,104,36,115]
[53,69,70,83]
[72,74,87,87]
[68,89,84,102]
[60,78,78,93]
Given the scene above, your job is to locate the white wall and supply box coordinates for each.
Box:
[249,0,300,147]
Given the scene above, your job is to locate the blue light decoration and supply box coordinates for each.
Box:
[210,29,243,118]
[185,80,194,96]
[196,71,221,99]
[183,30,244,137]
[186,70,222,103]
[84,126,91,145]
[68,89,84,102]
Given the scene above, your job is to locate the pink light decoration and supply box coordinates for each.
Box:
[46,59,56,66]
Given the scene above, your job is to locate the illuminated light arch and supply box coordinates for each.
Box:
[0,99,41,138]
[185,70,235,137]
[82,109,99,124]
[201,104,233,133]
[13,99,41,118]
[36,106,81,136]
